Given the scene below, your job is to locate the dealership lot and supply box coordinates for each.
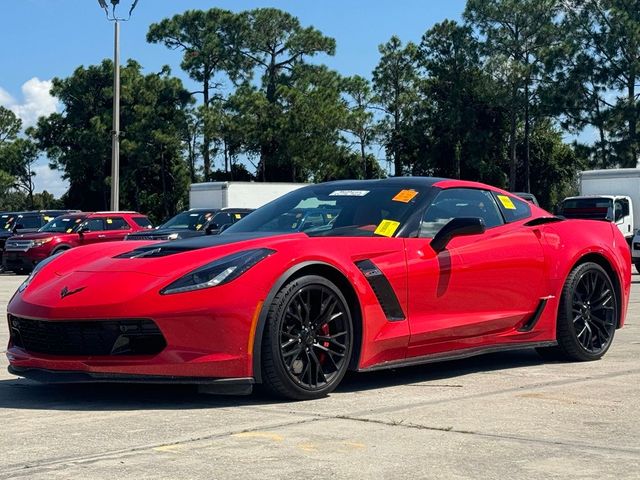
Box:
[0,274,638,479]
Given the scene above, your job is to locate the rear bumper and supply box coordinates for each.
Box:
[8,366,254,394]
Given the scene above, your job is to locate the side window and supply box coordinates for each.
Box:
[18,215,43,229]
[494,193,532,223]
[615,199,629,222]
[83,218,105,231]
[420,188,504,238]
[211,212,234,227]
[105,217,130,230]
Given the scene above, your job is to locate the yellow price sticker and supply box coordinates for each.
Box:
[195,224,202,230]
[66,228,73,233]
[497,195,516,210]
[374,220,400,237]
[392,189,418,203]
[106,218,113,224]
[234,213,241,219]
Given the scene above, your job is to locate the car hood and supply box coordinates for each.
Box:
[9,232,69,241]
[42,232,302,279]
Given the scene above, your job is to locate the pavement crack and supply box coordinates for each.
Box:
[0,416,322,479]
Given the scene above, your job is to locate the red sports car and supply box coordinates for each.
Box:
[6,178,631,400]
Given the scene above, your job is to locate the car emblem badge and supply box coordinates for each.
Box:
[60,286,86,299]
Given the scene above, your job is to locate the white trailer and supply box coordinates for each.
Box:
[189,181,308,210]
[579,168,640,237]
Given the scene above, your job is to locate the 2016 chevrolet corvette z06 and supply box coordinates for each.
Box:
[6,177,631,400]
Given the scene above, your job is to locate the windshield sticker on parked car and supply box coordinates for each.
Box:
[66,228,73,233]
[195,224,202,230]
[106,218,113,224]
[329,190,369,197]
[497,195,516,210]
[234,213,242,219]
[392,189,418,203]
[375,220,400,237]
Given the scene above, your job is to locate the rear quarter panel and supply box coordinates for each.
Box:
[538,219,630,327]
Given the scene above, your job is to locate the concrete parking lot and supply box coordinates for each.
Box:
[0,273,638,479]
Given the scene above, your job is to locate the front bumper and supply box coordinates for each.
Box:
[8,366,253,394]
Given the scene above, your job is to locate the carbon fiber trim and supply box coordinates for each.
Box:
[355,259,405,321]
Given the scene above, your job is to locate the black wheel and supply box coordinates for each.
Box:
[51,247,69,256]
[537,262,617,362]
[261,275,353,400]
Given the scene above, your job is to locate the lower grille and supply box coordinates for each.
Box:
[8,316,166,356]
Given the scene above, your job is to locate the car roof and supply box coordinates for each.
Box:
[88,211,145,217]
[319,177,446,189]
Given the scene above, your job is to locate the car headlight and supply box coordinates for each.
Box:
[17,253,59,293]
[160,248,275,295]
[32,237,53,248]
[167,233,179,240]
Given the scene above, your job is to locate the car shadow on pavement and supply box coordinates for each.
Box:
[336,348,547,393]
[0,348,547,411]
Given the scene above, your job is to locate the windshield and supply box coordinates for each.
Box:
[1,214,16,231]
[224,184,429,237]
[39,215,86,233]
[160,211,216,231]
[559,198,612,220]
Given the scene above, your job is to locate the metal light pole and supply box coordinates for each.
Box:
[97,0,139,211]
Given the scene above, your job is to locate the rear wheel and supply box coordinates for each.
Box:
[537,262,617,362]
[261,275,353,400]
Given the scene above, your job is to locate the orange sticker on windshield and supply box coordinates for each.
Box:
[375,220,400,237]
[393,189,418,203]
[497,195,516,210]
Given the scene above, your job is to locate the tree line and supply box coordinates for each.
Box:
[0,0,638,221]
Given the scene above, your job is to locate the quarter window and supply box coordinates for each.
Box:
[494,193,532,223]
[420,188,504,238]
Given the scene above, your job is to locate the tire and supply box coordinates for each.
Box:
[537,262,617,362]
[51,247,70,256]
[261,275,353,400]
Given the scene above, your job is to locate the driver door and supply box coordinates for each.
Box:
[405,188,546,357]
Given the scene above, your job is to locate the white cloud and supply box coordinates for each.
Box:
[32,162,68,198]
[0,78,59,127]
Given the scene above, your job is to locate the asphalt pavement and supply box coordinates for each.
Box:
[0,272,638,479]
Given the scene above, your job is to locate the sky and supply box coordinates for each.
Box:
[0,0,467,197]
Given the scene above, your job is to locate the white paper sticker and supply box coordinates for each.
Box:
[329,190,369,197]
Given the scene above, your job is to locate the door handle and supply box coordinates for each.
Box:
[98,234,107,238]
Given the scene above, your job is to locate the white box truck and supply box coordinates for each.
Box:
[189,181,308,210]
[558,169,640,238]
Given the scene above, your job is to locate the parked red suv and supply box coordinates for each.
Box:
[3,211,152,273]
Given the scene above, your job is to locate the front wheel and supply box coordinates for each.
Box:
[538,262,617,362]
[261,275,353,400]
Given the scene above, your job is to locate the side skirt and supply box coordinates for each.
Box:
[358,341,558,373]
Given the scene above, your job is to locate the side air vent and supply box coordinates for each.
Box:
[115,246,193,258]
[355,259,406,321]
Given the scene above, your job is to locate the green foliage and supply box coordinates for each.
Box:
[0,106,22,145]
[31,60,193,223]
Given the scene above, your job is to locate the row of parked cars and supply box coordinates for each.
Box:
[0,207,253,274]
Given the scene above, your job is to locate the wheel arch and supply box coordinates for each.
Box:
[571,252,623,328]
[50,244,72,255]
[251,261,363,384]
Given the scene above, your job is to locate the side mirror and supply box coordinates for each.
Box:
[13,223,24,233]
[430,217,485,253]
[605,207,614,222]
[76,226,86,234]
